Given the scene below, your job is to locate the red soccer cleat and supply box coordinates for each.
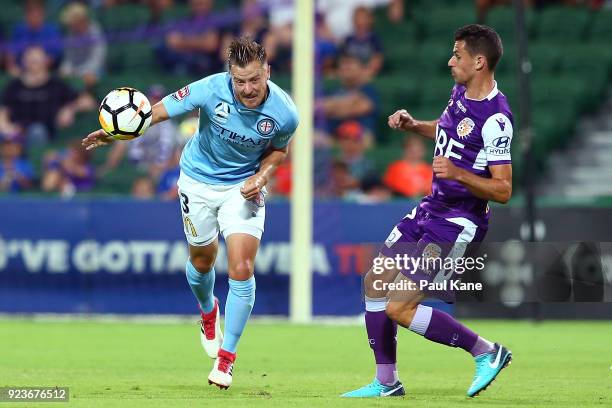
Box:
[199,297,223,359]
[208,348,236,389]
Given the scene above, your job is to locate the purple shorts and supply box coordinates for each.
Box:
[379,206,487,300]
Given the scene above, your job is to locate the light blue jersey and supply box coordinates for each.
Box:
[161,72,299,185]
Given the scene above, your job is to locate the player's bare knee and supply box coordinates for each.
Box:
[228,259,254,281]
[189,249,216,273]
[190,256,215,274]
[384,301,402,322]
[401,301,420,325]
[364,264,398,299]
[385,300,419,325]
[188,242,218,273]
[364,271,386,298]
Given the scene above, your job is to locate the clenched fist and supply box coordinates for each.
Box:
[388,109,417,131]
[240,173,268,201]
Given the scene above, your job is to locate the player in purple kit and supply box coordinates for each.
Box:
[342,24,513,398]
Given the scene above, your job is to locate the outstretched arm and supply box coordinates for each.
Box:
[82,102,170,151]
[388,109,437,140]
[150,101,170,126]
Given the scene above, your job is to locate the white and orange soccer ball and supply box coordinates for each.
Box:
[98,87,152,140]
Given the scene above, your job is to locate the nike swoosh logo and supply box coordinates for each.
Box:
[488,347,503,369]
[380,385,402,396]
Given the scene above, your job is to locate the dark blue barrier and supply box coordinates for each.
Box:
[0,198,422,316]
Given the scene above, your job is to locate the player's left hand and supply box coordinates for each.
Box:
[241,173,268,201]
[433,156,460,180]
[82,129,115,151]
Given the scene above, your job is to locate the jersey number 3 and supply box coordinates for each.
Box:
[180,193,190,214]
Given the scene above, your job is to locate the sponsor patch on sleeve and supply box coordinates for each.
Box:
[486,136,512,156]
[171,86,190,101]
[276,133,290,144]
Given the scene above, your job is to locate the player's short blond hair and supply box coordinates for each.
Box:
[227,37,267,69]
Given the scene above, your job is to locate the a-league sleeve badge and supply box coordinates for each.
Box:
[172,86,190,101]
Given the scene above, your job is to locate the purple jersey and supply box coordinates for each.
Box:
[420,82,513,227]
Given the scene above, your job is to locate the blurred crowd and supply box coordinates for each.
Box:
[3,0,599,201]
[0,0,432,202]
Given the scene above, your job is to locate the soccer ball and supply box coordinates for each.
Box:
[98,87,152,140]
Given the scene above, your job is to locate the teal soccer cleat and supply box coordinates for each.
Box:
[467,343,512,397]
[341,379,405,398]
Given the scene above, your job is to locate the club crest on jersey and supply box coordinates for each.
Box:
[456,117,475,139]
[422,243,442,260]
[257,118,275,136]
[172,86,190,101]
[214,102,230,123]
[421,243,442,276]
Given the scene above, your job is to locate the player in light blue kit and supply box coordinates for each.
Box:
[83,37,299,389]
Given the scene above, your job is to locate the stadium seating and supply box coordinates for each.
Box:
[370,4,612,192]
[415,7,477,42]
[0,1,23,36]
[485,6,537,47]
[97,4,150,33]
[2,2,611,196]
[535,6,590,44]
[589,8,612,41]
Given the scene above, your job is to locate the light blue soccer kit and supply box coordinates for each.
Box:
[162,72,298,353]
[162,72,298,185]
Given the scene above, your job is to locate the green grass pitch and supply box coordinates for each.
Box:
[1,318,610,407]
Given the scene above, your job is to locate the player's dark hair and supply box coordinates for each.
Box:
[337,48,364,66]
[454,24,503,71]
[227,37,267,69]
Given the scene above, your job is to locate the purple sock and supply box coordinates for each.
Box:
[365,306,398,385]
[376,363,398,386]
[409,305,478,352]
[470,336,495,357]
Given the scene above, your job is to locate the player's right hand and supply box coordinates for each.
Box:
[82,129,115,151]
[240,173,267,201]
[388,109,417,131]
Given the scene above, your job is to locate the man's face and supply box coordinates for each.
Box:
[339,137,363,157]
[338,56,363,87]
[354,8,373,32]
[230,61,270,109]
[23,47,49,75]
[26,5,45,29]
[2,142,21,160]
[68,16,88,34]
[448,40,480,84]
[404,139,425,162]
